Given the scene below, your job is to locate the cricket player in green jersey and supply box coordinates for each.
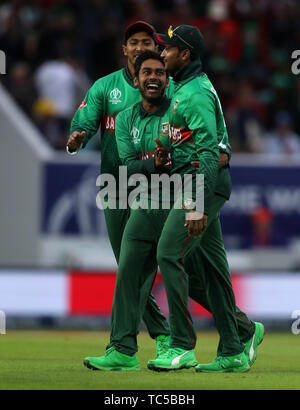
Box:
[66,21,171,358]
[83,51,172,371]
[84,51,261,371]
[147,25,264,373]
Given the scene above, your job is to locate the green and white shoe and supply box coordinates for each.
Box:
[84,347,140,371]
[155,335,171,358]
[244,322,264,367]
[195,352,250,373]
[148,347,198,371]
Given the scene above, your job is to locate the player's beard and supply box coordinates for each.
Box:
[166,62,183,77]
[163,52,183,77]
[139,83,165,105]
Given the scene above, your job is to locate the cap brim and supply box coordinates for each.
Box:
[125,21,155,41]
[154,33,177,46]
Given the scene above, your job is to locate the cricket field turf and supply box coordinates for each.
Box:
[0,330,299,390]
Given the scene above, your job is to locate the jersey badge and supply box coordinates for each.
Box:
[159,122,169,137]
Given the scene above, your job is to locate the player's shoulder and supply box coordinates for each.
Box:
[92,68,125,89]
[186,74,217,102]
[117,101,140,122]
[187,72,209,90]
[196,73,217,95]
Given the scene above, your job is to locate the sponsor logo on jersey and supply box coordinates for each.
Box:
[131,126,140,144]
[103,115,116,131]
[172,99,179,114]
[78,100,87,110]
[169,126,193,145]
[169,126,182,142]
[109,88,122,104]
[159,122,170,137]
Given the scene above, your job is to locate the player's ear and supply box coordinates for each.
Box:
[181,49,191,62]
[166,77,170,88]
[122,44,128,57]
[133,76,139,87]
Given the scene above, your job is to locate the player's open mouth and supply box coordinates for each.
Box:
[145,83,160,92]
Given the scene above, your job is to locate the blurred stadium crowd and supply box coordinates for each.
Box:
[0,0,300,153]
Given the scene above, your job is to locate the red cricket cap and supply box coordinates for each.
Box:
[124,21,155,42]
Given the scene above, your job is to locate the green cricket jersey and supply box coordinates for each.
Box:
[169,59,232,213]
[70,66,174,190]
[70,63,231,209]
[115,97,171,207]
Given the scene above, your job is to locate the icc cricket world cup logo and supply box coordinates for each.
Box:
[109,88,122,104]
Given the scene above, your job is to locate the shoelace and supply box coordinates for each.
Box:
[156,338,169,353]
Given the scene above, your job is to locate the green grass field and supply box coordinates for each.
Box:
[0,330,299,390]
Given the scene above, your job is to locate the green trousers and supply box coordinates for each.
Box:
[185,217,255,355]
[108,208,170,355]
[108,200,255,356]
[104,206,170,347]
[157,194,249,356]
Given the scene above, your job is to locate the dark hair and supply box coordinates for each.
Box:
[134,50,168,78]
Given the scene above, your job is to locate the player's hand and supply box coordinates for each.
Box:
[154,138,168,167]
[219,153,229,169]
[66,131,86,153]
[184,211,207,238]
[191,153,229,171]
